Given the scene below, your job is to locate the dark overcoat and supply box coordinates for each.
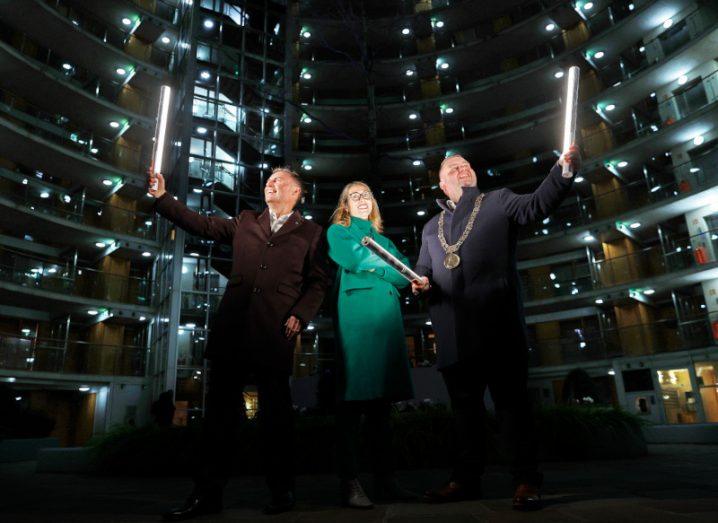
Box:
[415,164,574,370]
[154,194,329,374]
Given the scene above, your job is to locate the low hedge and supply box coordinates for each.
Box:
[88,405,647,476]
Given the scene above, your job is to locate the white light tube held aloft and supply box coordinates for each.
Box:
[150,85,172,189]
[561,66,580,177]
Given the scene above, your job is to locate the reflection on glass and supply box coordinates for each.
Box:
[657,368,697,424]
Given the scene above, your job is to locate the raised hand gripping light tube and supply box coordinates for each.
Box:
[361,236,422,283]
[561,66,580,177]
[150,85,172,189]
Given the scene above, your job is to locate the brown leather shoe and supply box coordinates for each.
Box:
[423,481,481,504]
[512,483,542,511]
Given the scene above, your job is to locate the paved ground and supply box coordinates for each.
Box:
[1,444,717,522]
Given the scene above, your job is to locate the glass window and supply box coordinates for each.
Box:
[657,368,698,424]
[695,362,718,422]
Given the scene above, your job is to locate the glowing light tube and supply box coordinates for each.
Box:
[561,66,580,176]
[361,236,422,282]
[150,85,172,188]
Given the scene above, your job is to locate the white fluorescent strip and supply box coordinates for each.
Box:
[152,85,172,176]
[561,66,580,176]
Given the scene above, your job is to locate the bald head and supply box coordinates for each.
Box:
[438,154,477,204]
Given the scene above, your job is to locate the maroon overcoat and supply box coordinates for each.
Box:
[155,194,329,374]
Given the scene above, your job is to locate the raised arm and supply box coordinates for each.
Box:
[497,146,581,226]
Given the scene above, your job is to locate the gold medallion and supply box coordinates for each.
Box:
[444,253,461,269]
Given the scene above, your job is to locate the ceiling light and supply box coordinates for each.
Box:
[200,70,211,79]
[63,195,71,203]
[304,214,313,220]
[435,20,444,28]
[583,233,595,242]
[161,36,171,44]
[554,70,564,79]
[605,104,616,111]
[303,164,312,171]
[678,75,687,85]
[142,251,152,257]
[549,273,557,280]
[629,222,641,229]
[409,113,418,120]
[693,135,704,146]
[62,63,72,70]
[22,178,28,184]
[440,62,449,70]
[628,3,635,10]
[639,46,645,53]
[412,160,422,166]
[690,167,700,173]
[302,72,312,80]
[444,107,454,114]
[583,2,594,9]
[575,176,585,182]
[204,19,215,29]
[595,298,604,304]
[87,309,99,315]
[90,147,98,154]
[644,288,655,295]
[116,67,126,75]
[109,121,120,128]
[102,179,113,186]
[302,31,311,38]
[95,242,106,248]
[196,126,207,134]
[78,386,91,392]
[405,69,414,77]
[545,23,556,31]
[139,316,147,321]
[39,191,50,199]
[122,17,132,26]
[417,210,426,216]
[594,50,604,59]
[617,160,628,168]
[401,28,410,35]
[662,18,673,29]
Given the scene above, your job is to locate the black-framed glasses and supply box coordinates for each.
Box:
[348,191,372,202]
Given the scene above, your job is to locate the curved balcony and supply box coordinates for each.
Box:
[0,0,169,91]
[526,311,718,368]
[0,248,155,310]
[69,0,179,44]
[0,170,158,256]
[520,228,718,316]
[0,333,146,377]
[0,32,153,141]
[0,90,148,197]
[295,0,687,106]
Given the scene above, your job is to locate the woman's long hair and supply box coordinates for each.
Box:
[330,181,383,233]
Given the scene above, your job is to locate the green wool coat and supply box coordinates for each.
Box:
[327,218,414,402]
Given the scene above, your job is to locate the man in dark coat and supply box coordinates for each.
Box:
[148,167,329,520]
[412,146,580,510]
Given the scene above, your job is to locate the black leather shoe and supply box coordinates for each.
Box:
[262,491,295,515]
[512,483,542,511]
[423,481,481,504]
[161,493,222,521]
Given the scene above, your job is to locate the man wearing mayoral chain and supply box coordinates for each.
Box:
[412,145,581,510]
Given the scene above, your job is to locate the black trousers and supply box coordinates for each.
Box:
[441,357,541,487]
[192,358,294,496]
[335,399,394,480]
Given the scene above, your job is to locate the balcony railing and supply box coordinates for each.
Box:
[522,227,718,301]
[0,24,155,119]
[44,0,171,69]
[0,333,146,377]
[0,173,156,240]
[521,136,718,240]
[528,312,718,367]
[0,88,148,175]
[0,250,153,306]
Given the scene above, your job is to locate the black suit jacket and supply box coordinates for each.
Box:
[415,163,574,369]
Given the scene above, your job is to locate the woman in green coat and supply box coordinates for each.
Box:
[327,181,415,509]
